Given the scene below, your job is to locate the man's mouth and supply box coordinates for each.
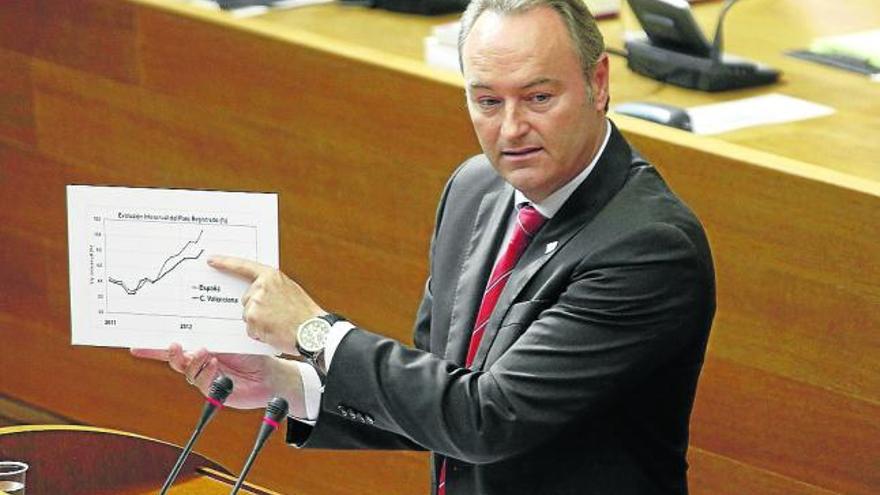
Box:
[501,146,543,159]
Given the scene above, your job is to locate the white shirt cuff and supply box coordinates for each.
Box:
[292,360,321,424]
[325,321,355,369]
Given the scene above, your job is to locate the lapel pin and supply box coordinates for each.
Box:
[545,241,558,254]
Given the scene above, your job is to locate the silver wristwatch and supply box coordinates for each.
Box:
[295,313,344,380]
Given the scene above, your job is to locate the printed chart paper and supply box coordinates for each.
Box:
[67,185,278,354]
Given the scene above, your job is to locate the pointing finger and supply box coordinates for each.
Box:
[207,255,268,281]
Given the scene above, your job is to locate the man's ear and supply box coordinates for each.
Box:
[590,53,610,112]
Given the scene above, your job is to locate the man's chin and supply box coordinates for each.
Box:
[500,170,548,200]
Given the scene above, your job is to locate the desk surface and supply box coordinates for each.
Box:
[138,0,880,182]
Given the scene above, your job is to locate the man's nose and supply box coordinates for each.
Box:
[500,104,528,140]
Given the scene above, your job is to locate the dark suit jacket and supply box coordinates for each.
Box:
[288,122,715,494]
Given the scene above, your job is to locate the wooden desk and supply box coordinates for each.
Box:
[0,1,877,494]
[0,424,277,494]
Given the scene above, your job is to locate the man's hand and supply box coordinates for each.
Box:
[208,255,325,354]
[130,345,307,415]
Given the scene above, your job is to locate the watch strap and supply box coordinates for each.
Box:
[319,313,345,326]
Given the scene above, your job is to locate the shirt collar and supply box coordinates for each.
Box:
[514,118,612,219]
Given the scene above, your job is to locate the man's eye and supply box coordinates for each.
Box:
[531,93,552,104]
[478,98,500,108]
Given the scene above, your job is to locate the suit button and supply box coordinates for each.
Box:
[365,415,374,425]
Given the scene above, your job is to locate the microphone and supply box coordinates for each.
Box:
[160,374,234,495]
[229,397,289,495]
[709,0,740,65]
[624,0,779,91]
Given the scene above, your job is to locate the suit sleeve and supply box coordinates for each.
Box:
[299,222,714,462]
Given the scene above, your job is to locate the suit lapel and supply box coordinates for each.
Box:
[444,184,514,364]
[470,123,636,369]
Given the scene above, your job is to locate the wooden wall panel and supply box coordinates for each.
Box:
[0,146,64,327]
[623,125,880,402]
[136,8,478,169]
[33,61,279,186]
[692,356,880,494]
[0,1,37,56]
[688,447,838,495]
[2,149,80,328]
[32,0,140,83]
[0,49,35,147]
[0,245,49,342]
[0,395,73,427]
[0,144,66,243]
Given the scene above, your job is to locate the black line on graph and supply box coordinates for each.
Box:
[108,230,205,295]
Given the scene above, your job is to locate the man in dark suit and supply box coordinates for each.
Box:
[135,1,715,493]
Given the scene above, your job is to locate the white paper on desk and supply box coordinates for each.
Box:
[687,93,835,135]
[229,1,334,19]
[66,185,279,355]
[187,0,333,18]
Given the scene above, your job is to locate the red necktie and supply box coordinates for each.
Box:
[439,203,547,495]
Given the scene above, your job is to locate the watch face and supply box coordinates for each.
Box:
[297,318,329,354]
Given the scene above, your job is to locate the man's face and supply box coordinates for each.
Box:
[462,7,609,202]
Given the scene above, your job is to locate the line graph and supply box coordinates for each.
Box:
[67,185,279,354]
[103,220,256,320]
[108,230,205,295]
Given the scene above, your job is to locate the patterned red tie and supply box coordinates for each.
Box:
[438,203,547,495]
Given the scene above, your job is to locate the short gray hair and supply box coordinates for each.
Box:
[457,0,606,79]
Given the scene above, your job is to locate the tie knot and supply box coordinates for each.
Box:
[516,204,546,237]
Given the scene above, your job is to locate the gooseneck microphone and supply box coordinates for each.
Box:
[624,0,778,91]
[709,0,741,65]
[229,397,289,495]
[160,374,234,495]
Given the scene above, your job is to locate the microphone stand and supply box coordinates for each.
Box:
[229,397,289,495]
[160,375,233,495]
